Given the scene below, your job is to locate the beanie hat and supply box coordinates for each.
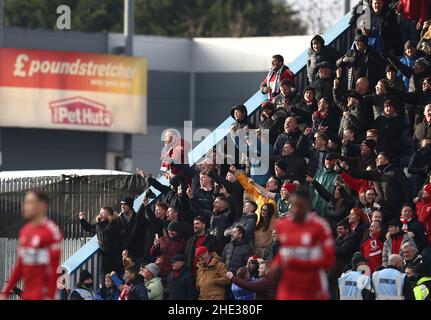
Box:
[275,159,288,173]
[79,270,93,283]
[195,246,209,257]
[120,197,134,209]
[168,221,182,233]
[347,90,363,102]
[362,139,377,152]
[351,253,368,268]
[386,64,397,73]
[170,174,185,188]
[423,183,431,196]
[144,263,160,277]
[404,40,416,51]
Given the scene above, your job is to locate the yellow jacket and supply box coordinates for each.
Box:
[196,254,230,300]
[236,171,277,223]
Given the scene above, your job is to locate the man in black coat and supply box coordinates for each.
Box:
[328,220,360,299]
[184,216,217,274]
[373,98,404,157]
[271,141,306,183]
[340,152,411,222]
[222,226,253,273]
[206,168,244,220]
[408,138,431,195]
[311,61,336,102]
[79,208,124,275]
[273,117,309,157]
[336,34,386,91]
[118,197,150,264]
[165,254,197,300]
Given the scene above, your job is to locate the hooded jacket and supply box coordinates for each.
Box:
[196,254,230,300]
[307,35,342,83]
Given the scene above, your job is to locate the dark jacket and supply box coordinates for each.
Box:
[207,169,244,220]
[347,163,411,221]
[291,98,318,130]
[273,128,309,157]
[307,35,342,83]
[369,5,403,55]
[192,187,214,212]
[224,213,257,243]
[165,267,197,300]
[118,210,150,258]
[222,239,254,273]
[337,46,385,90]
[373,114,404,156]
[407,219,427,252]
[311,179,355,231]
[79,215,124,254]
[271,153,307,182]
[414,120,431,149]
[184,233,218,269]
[306,148,329,177]
[311,75,335,102]
[127,275,148,300]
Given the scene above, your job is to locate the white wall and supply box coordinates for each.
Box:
[109,33,312,73]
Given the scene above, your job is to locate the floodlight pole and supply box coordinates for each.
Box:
[122,0,135,171]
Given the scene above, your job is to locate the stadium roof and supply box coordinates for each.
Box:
[0,169,130,179]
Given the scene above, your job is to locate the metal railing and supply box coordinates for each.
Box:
[60,12,354,289]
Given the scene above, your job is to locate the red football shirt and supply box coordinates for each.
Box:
[272,213,335,300]
[2,218,62,300]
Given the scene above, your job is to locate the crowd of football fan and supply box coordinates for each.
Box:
[67,0,431,300]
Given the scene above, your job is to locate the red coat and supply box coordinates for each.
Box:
[340,171,373,195]
[416,197,431,246]
[361,234,384,273]
[150,236,186,277]
[272,213,335,300]
[397,0,429,23]
[262,65,295,99]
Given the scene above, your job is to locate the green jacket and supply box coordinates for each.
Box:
[145,277,164,300]
[414,277,431,300]
[310,167,343,219]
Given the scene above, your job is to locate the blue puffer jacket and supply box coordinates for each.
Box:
[231,279,257,300]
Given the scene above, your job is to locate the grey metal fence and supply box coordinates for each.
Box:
[0,174,146,238]
[0,237,101,298]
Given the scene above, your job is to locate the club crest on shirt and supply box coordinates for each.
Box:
[31,235,41,247]
[301,233,311,246]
